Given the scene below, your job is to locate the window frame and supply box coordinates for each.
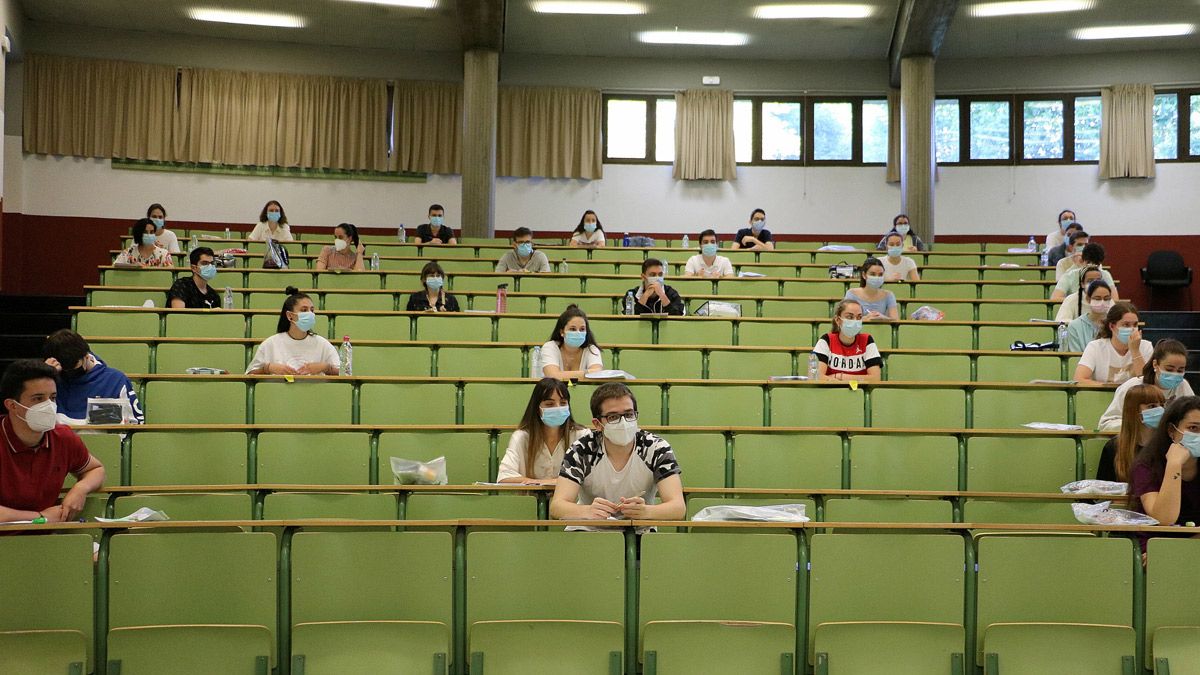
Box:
[1152,88,1195,164]
[859,97,891,166]
[806,96,863,166]
[1015,94,1071,165]
[959,95,1014,166]
[742,96,806,167]
[601,94,672,166]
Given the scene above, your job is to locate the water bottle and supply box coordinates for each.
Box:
[371,252,380,271]
[339,336,354,376]
[190,233,199,252]
[624,291,635,316]
[1058,323,1069,353]
[224,227,231,240]
[1027,235,1037,252]
[560,259,569,274]
[1039,245,1050,267]
[623,232,631,248]
[681,234,690,249]
[397,224,406,243]
[496,284,508,314]
[807,352,819,380]
[531,346,542,377]
[222,287,234,310]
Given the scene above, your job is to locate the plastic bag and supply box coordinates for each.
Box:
[86,389,136,425]
[692,503,809,523]
[1071,501,1158,526]
[910,305,945,321]
[390,456,448,485]
[263,238,290,269]
[95,507,169,523]
[1061,480,1129,496]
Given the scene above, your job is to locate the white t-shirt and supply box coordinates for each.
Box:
[571,230,606,246]
[1098,375,1196,431]
[248,221,294,242]
[497,427,588,481]
[156,228,180,254]
[559,429,682,531]
[1054,291,1089,324]
[684,254,734,277]
[1054,255,1084,281]
[246,332,339,374]
[1077,338,1154,385]
[537,341,603,378]
[881,255,918,280]
[1046,229,1065,250]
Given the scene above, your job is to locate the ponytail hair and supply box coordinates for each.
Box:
[1143,338,1188,386]
[276,286,312,334]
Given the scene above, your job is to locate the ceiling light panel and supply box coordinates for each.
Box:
[968,1,1092,18]
[532,1,646,14]
[1074,23,1195,40]
[638,31,750,46]
[753,4,876,19]
[339,0,438,6]
[187,8,306,28]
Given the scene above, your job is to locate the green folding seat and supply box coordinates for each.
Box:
[113,492,254,520]
[972,389,1068,428]
[911,282,977,300]
[965,436,1076,492]
[760,299,830,319]
[103,269,175,287]
[248,289,288,309]
[657,318,733,346]
[708,349,793,380]
[251,313,331,339]
[685,496,816,524]
[587,318,655,345]
[977,324,1057,351]
[739,320,813,347]
[107,532,276,673]
[143,380,247,424]
[897,324,972,350]
[437,346,524,378]
[591,248,645,262]
[257,431,373,484]
[248,271,312,290]
[978,302,1051,322]
[926,252,979,265]
[583,277,637,295]
[77,310,160,338]
[405,493,538,520]
[871,387,967,429]
[901,299,974,320]
[91,289,163,307]
[494,316,547,342]
[72,432,123,488]
[331,314,410,341]
[94,341,151,374]
[920,267,976,281]
[1074,389,1114,430]
[383,273,423,290]
[377,431,491,485]
[467,531,625,675]
[780,280,846,298]
[323,292,395,311]
[639,534,797,674]
[450,275,507,292]
[976,536,1134,672]
[544,295,615,317]
[809,533,965,674]
[290,532,453,674]
[129,431,249,485]
[668,384,763,426]
[461,382,536,426]
[981,268,1041,282]
[425,246,478,259]
[930,243,981,252]
[315,272,383,290]
[975,354,1062,383]
[616,349,701,380]
[351,345,432,377]
[733,433,842,489]
[262,492,398,520]
[1146,539,1200,672]
[663,432,727,488]
[164,312,246,338]
[156,342,247,374]
[0,534,94,674]
[1083,437,1109,480]
[961,499,1077,525]
[848,434,959,490]
[253,381,353,424]
[885,353,971,382]
[516,276,580,294]
[823,497,953,523]
[476,294,539,314]
[360,383,457,425]
[981,283,1045,300]
[771,386,865,427]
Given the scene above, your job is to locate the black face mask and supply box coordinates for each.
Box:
[62,365,87,380]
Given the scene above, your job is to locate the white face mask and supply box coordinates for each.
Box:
[333,238,348,252]
[602,418,638,446]
[15,399,58,433]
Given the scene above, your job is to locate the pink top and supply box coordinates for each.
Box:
[115,244,174,267]
[317,244,365,271]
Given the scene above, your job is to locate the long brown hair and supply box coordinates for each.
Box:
[831,299,863,334]
[517,378,582,474]
[1097,301,1137,340]
[1143,339,1188,387]
[1115,384,1165,484]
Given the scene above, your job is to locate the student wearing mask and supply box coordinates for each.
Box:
[1054,266,1105,324]
[115,219,174,267]
[880,232,920,281]
[1099,339,1194,431]
[537,305,604,379]
[1063,279,1113,352]
[1045,209,1077,251]
[684,229,734,278]
[246,288,339,376]
[416,204,457,245]
[406,261,460,312]
[1045,222,1083,268]
[627,259,684,316]
[813,300,883,382]
[875,214,926,252]
[550,382,684,525]
[0,360,106,523]
[1074,301,1153,386]
[42,329,144,424]
[732,208,774,251]
[1050,242,1116,302]
[147,203,179,253]
[1054,229,1092,281]
[569,210,606,248]
[844,258,899,321]
[497,378,588,484]
[1097,384,1166,482]
[248,200,293,241]
[495,227,551,273]
[167,247,221,309]
[1130,396,1200,538]
[315,223,366,271]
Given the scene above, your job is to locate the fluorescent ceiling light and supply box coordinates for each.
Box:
[753,4,875,19]
[532,1,646,14]
[188,8,305,28]
[339,0,438,7]
[968,1,1091,17]
[1074,23,1195,40]
[638,30,749,46]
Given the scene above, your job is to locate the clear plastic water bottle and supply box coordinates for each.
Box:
[224,227,231,240]
[623,232,631,248]
[397,224,407,243]
[371,252,380,271]
[222,287,234,310]
[624,291,635,316]
[496,284,508,314]
[560,259,569,274]
[530,345,542,377]
[1027,235,1037,252]
[190,233,199,252]
[1039,245,1050,267]
[807,352,819,380]
[681,234,690,249]
[339,336,353,376]
[1058,323,1069,353]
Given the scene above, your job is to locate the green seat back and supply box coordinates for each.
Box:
[733,433,842,489]
[351,345,432,377]
[360,383,457,425]
[405,493,538,520]
[253,381,353,424]
[77,311,160,338]
[771,386,865,427]
[897,324,972,350]
[0,534,95,671]
[870,388,966,429]
[885,354,971,382]
[961,499,1078,525]
[978,302,1050,322]
[849,435,959,490]
[462,382,533,426]
[331,314,410,341]
[780,280,846,298]
[415,315,493,342]
[257,431,373,484]
[911,283,976,300]
[813,622,965,675]
[665,432,727,488]
[164,312,246,338]
[96,342,151,374]
[143,380,247,424]
[323,292,395,311]
[976,354,1064,383]
[247,271,311,290]
[156,342,247,374]
[966,436,1077,492]
[587,318,655,345]
[130,431,248,484]
[981,283,1044,300]
[708,349,793,380]
[437,346,524,378]
[73,432,123,488]
[1146,539,1200,669]
[262,492,397,520]
[102,269,175,287]
[739,320,813,347]
[616,349,700,380]
[669,385,763,426]
[1074,389,1114,430]
[378,431,491,484]
[973,389,1068,428]
[657,319,734,347]
[760,299,830,319]
[314,272,383,290]
[113,493,254,520]
[977,324,1057,351]
[544,295,614,317]
[823,497,953,523]
[494,316,546,342]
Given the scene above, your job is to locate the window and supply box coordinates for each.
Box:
[1153,93,1178,160]
[861,99,888,164]
[1191,94,1200,157]
[812,101,854,161]
[1022,99,1064,160]
[655,99,676,163]
[605,98,647,160]
[969,100,1010,161]
[935,99,960,163]
[734,99,753,163]
[761,101,802,161]
[1073,96,1101,162]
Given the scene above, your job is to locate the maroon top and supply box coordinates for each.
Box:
[0,415,90,513]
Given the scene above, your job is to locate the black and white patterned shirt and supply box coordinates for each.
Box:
[560,429,681,509]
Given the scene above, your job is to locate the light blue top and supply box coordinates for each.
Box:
[1065,314,1101,352]
[844,288,897,317]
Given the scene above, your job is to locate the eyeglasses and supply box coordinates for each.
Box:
[601,410,639,425]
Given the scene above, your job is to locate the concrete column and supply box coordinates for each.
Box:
[899,55,935,244]
[461,49,498,238]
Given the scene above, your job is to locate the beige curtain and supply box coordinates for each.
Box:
[1100,84,1156,179]
[673,88,736,181]
[23,53,176,159]
[391,80,463,175]
[497,86,603,180]
[885,88,901,183]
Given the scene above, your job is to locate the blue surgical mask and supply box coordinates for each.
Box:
[517,242,533,257]
[1060,218,1074,230]
[151,217,165,230]
[896,224,910,236]
[647,276,664,286]
[583,221,597,233]
[1074,244,1086,253]
[751,219,765,231]
[199,264,218,281]
[564,330,587,348]
[294,311,316,332]
[887,246,903,258]
[141,233,157,247]
[430,216,444,226]
[425,276,444,291]
[1141,406,1164,429]
[1158,371,1185,390]
[1116,327,1134,344]
[267,211,281,223]
[540,405,571,427]
[1176,427,1200,458]
[840,319,863,338]
[865,275,885,289]
[701,243,719,257]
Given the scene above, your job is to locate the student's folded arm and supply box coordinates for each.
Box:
[549,479,588,519]
[762,241,775,251]
[586,362,603,373]
[864,365,882,382]
[647,474,685,520]
[886,305,900,321]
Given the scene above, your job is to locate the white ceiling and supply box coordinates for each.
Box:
[16,0,1200,60]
